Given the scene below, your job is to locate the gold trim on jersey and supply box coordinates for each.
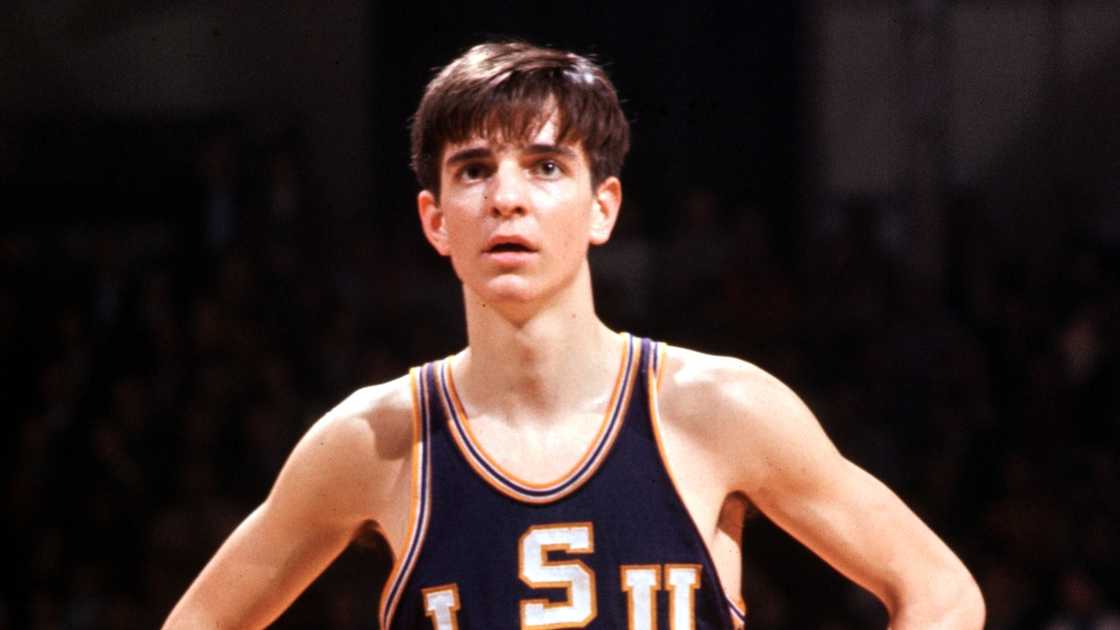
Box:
[655,340,668,394]
[647,344,747,628]
[728,596,748,628]
[379,366,434,629]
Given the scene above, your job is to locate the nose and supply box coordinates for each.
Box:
[488,161,528,218]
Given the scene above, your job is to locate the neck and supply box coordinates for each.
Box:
[453,262,620,421]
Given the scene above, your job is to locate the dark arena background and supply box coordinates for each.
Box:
[3,1,1120,628]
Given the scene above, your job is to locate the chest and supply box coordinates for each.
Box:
[380,350,737,629]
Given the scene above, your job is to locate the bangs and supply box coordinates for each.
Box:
[410,42,629,194]
[425,80,583,158]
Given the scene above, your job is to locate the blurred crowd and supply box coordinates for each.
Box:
[3,120,1119,629]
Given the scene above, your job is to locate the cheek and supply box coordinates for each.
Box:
[552,214,593,261]
[445,225,476,264]
[442,202,481,240]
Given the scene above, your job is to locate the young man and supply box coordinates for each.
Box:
[164,42,985,629]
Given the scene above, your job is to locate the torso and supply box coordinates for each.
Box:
[372,334,748,629]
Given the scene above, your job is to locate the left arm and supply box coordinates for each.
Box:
[680,354,985,628]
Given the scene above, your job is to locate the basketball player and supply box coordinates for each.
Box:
[164,42,985,629]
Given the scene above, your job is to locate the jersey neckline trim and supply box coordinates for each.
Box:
[438,332,638,504]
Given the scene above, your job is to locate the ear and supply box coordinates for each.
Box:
[589,176,622,246]
[417,190,451,256]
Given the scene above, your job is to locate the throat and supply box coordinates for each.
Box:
[457,317,622,418]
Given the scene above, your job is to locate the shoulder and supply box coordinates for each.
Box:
[311,372,417,462]
[655,344,825,492]
[657,343,807,426]
[268,372,418,522]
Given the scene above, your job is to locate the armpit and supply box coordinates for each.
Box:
[718,491,754,540]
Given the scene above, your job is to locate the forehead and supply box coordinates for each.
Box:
[440,116,584,164]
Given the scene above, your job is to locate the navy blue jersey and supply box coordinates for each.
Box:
[380,334,747,629]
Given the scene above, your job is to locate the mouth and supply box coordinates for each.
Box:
[484,235,539,255]
[486,242,535,254]
[483,238,538,265]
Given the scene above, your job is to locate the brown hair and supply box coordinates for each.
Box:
[410,41,630,196]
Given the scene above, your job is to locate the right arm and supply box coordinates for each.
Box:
[163,378,415,629]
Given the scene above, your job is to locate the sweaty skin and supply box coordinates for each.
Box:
[163,121,984,629]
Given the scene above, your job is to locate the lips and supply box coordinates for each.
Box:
[483,234,538,265]
[484,235,538,254]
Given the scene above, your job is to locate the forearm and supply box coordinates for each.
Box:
[759,465,985,629]
[162,504,355,630]
[162,508,293,630]
[163,606,228,630]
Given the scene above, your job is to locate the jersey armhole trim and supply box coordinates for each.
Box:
[728,595,747,627]
[379,365,434,629]
[646,344,741,626]
[654,341,668,394]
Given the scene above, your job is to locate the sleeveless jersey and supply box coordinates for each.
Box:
[380,334,748,629]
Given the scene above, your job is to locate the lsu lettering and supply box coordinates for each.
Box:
[520,523,597,627]
[424,523,706,629]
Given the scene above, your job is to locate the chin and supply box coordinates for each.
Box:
[484,281,539,304]
[471,274,554,307]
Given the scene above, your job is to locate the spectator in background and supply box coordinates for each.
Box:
[1045,569,1120,630]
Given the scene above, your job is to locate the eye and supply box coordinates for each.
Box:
[533,159,563,179]
[457,162,491,183]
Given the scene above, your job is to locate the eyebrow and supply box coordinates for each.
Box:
[444,147,492,166]
[443,143,579,167]
[522,143,579,160]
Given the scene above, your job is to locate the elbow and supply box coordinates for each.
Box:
[962,579,987,628]
[946,576,986,629]
[887,568,986,629]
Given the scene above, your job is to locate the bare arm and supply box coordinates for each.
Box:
[163,380,413,629]
[673,352,985,628]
